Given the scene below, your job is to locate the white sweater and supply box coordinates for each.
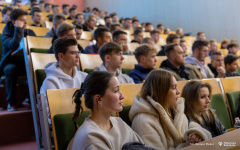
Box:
[94,63,134,84]
[68,117,143,150]
[40,62,88,123]
[129,96,212,150]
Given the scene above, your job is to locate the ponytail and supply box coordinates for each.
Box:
[72,83,84,132]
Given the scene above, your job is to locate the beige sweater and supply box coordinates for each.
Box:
[68,117,143,150]
[129,96,212,150]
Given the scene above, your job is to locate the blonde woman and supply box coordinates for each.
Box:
[129,69,212,149]
[181,80,226,137]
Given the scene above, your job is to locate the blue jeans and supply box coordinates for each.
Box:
[3,57,26,106]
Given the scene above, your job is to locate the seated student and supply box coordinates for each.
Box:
[82,14,97,31]
[1,6,12,23]
[150,30,160,45]
[196,32,206,40]
[185,40,214,79]
[47,22,84,53]
[30,8,43,27]
[47,4,60,21]
[160,43,196,80]
[62,4,70,15]
[44,14,66,38]
[75,24,83,40]
[129,69,212,149]
[44,3,51,13]
[208,40,219,56]
[156,24,164,34]
[227,43,239,55]
[94,42,134,84]
[180,39,188,54]
[0,8,36,111]
[144,22,153,32]
[67,71,143,150]
[67,7,77,20]
[224,54,240,77]
[182,80,226,138]
[131,29,143,44]
[141,37,155,46]
[40,37,87,123]
[72,13,84,26]
[110,23,122,35]
[113,30,133,55]
[157,34,180,56]
[176,28,184,39]
[164,28,171,35]
[221,39,230,49]
[208,51,226,78]
[85,27,112,54]
[129,44,157,83]
[122,18,132,30]
[132,19,139,30]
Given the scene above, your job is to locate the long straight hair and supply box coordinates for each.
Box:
[139,69,175,114]
[181,80,215,125]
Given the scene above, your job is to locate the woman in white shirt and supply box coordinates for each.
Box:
[68,71,143,150]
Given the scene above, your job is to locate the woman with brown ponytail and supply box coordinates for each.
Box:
[67,71,143,150]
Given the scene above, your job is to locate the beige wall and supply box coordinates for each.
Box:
[85,0,240,43]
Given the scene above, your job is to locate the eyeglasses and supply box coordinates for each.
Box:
[67,51,81,55]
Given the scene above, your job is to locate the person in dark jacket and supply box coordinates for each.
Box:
[224,54,240,77]
[47,22,84,54]
[129,44,157,83]
[160,43,195,80]
[207,51,226,78]
[182,81,226,138]
[0,9,36,111]
[157,34,180,56]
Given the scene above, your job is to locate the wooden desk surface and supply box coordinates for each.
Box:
[180,129,240,150]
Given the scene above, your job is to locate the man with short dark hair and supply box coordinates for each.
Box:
[131,29,143,44]
[110,23,122,34]
[224,54,240,77]
[39,1,45,11]
[44,3,51,13]
[72,13,84,26]
[227,43,239,55]
[67,7,77,20]
[196,32,206,40]
[208,51,226,78]
[75,24,83,40]
[185,40,214,79]
[41,37,87,124]
[30,8,43,27]
[144,22,153,32]
[0,9,36,111]
[132,19,139,30]
[1,6,12,23]
[85,27,112,54]
[157,34,180,56]
[208,40,218,56]
[123,18,132,30]
[129,44,157,83]
[62,4,70,15]
[95,42,134,84]
[150,30,160,44]
[142,37,155,46]
[44,14,66,38]
[47,22,84,53]
[47,4,60,21]
[180,39,187,54]
[113,30,132,55]
[156,24,164,33]
[160,43,196,80]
